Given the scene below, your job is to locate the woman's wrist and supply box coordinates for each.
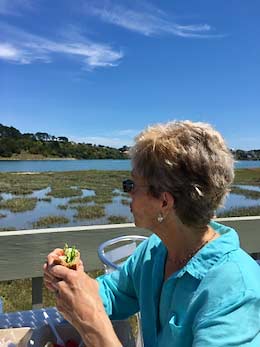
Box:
[76,309,121,347]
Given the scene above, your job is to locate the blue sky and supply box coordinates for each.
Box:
[0,0,259,149]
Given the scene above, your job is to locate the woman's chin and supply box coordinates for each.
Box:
[133,217,142,228]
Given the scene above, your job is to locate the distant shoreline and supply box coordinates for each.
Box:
[0,157,258,161]
[0,157,77,161]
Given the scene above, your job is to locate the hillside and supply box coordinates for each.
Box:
[0,124,129,160]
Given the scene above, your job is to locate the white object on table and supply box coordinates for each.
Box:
[43,312,65,346]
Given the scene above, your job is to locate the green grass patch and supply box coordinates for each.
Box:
[47,187,83,198]
[57,204,69,210]
[0,197,37,212]
[121,198,130,206]
[217,206,260,218]
[108,215,129,224]
[112,191,122,197]
[39,197,52,202]
[0,269,104,313]
[0,269,138,338]
[7,187,34,195]
[74,205,105,220]
[68,196,94,204]
[0,170,128,197]
[93,194,113,204]
[32,215,70,228]
[0,176,50,195]
[0,227,16,231]
[234,168,260,185]
[231,186,260,199]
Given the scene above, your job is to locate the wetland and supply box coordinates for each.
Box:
[0,168,259,231]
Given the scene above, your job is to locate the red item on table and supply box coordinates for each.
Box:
[65,339,79,347]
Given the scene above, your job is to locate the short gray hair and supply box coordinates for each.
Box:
[130,120,234,228]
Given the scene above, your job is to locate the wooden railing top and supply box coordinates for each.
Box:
[0,216,260,281]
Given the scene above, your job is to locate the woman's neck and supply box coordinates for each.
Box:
[157,217,218,268]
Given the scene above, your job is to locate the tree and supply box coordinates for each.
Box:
[57,136,69,142]
[35,132,52,141]
[0,124,22,138]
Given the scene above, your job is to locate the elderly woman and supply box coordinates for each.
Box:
[44,120,260,347]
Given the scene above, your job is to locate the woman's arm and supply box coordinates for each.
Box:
[97,254,140,319]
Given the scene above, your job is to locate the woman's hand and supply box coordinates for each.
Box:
[43,248,66,293]
[43,250,121,347]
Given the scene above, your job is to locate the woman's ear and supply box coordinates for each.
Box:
[160,191,175,210]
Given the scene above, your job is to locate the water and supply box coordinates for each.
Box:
[0,160,260,172]
[218,193,260,213]
[0,188,133,230]
[0,159,131,172]
[0,185,259,230]
[234,185,260,192]
[0,160,259,230]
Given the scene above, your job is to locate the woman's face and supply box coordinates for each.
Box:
[128,172,161,230]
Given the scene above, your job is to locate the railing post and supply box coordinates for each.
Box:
[32,277,43,309]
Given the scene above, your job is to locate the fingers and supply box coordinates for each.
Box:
[48,263,75,284]
[44,248,84,296]
[46,248,64,266]
[43,250,63,292]
[44,279,57,292]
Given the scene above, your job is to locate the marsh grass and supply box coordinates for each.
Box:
[32,215,70,228]
[0,197,37,212]
[5,187,34,195]
[0,169,259,230]
[112,191,121,197]
[0,175,50,195]
[39,197,52,202]
[68,196,94,204]
[0,170,123,199]
[121,199,130,206]
[231,186,260,199]
[74,205,105,220]
[234,168,260,185]
[57,204,69,210]
[217,205,260,217]
[0,227,16,231]
[47,187,83,198]
[108,216,129,224]
[93,194,113,204]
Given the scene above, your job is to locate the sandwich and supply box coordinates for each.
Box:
[54,243,80,270]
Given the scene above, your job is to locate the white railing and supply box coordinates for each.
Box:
[0,216,260,308]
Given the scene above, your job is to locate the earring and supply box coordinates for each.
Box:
[157,213,164,223]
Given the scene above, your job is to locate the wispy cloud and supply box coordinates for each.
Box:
[84,1,218,38]
[0,22,123,69]
[70,129,138,147]
[0,0,33,15]
[70,135,131,148]
[116,129,140,136]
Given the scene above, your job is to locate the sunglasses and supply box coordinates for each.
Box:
[122,179,135,193]
[122,179,151,193]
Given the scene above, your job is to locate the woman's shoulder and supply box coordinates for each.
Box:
[131,233,165,265]
[201,248,260,298]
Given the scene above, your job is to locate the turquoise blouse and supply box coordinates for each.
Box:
[97,221,260,346]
